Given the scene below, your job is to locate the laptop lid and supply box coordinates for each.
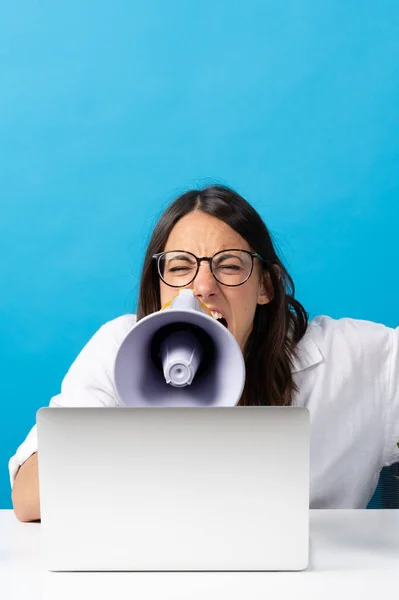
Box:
[37,406,309,571]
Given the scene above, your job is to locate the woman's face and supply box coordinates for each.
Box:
[159,211,272,352]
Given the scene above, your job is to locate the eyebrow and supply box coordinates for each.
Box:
[166,254,196,262]
[213,252,244,263]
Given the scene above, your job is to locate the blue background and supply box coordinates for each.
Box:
[1,1,398,508]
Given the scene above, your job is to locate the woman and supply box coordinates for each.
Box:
[10,185,399,521]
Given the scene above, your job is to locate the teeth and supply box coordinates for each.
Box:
[211,311,224,320]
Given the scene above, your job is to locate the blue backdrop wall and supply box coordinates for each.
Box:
[1,1,398,508]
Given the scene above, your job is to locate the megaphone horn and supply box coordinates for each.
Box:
[114,289,245,407]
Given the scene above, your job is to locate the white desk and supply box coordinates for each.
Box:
[1,509,398,600]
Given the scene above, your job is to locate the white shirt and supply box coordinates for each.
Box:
[8,314,399,509]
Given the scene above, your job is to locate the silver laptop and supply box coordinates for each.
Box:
[36,406,309,571]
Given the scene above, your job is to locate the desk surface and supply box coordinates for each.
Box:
[1,509,399,600]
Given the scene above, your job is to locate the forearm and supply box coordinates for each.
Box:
[12,452,41,522]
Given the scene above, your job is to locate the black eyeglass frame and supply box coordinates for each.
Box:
[152,248,268,288]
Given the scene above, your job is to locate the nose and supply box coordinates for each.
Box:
[189,261,219,301]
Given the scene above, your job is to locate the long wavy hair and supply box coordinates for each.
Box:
[137,185,308,406]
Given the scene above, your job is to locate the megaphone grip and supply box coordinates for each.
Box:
[160,330,204,387]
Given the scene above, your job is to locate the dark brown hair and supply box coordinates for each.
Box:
[137,185,308,406]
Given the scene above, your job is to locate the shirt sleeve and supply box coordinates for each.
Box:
[383,325,399,466]
[8,314,136,488]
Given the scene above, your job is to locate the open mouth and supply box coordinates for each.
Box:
[211,311,228,329]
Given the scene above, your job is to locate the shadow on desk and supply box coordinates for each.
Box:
[308,510,399,572]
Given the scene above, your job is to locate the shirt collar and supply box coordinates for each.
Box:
[291,327,324,373]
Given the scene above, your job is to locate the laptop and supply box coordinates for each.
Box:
[36,406,309,571]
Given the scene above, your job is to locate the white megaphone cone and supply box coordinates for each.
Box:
[114,289,245,407]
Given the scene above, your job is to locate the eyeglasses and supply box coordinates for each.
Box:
[152,249,265,288]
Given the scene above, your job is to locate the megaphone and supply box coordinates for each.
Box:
[114,289,245,407]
